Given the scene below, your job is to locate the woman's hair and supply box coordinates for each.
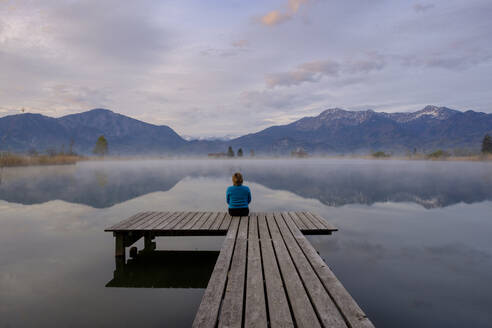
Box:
[232,172,243,186]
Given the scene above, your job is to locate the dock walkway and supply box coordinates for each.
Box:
[105,211,374,328]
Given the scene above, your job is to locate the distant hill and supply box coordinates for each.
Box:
[227,106,492,154]
[0,106,491,155]
[0,108,186,154]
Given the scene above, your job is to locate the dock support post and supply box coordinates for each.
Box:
[115,232,126,259]
[144,233,156,251]
[115,255,125,272]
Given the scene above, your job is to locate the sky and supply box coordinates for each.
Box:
[1,0,491,138]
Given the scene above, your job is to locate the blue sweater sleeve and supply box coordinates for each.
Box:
[247,187,251,204]
[226,188,230,204]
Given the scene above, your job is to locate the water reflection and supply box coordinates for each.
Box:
[308,201,492,328]
[0,161,491,327]
[0,159,491,208]
[107,250,218,289]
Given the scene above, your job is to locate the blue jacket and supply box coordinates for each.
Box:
[226,185,251,209]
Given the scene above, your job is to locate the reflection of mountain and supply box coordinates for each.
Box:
[0,164,183,208]
[0,160,491,209]
[239,161,492,209]
[106,251,218,288]
[242,162,492,208]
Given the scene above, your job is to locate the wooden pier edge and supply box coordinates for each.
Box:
[105,211,374,328]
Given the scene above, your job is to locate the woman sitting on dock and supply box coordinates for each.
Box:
[226,172,251,217]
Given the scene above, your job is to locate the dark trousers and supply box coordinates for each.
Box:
[228,207,249,217]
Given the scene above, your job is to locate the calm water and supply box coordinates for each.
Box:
[1,159,491,327]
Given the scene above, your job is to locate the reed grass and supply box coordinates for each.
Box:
[0,153,83,167]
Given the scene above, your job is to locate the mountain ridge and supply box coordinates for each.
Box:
[226,105,491,154]
[1,105,491,154]
[0,108,186,154]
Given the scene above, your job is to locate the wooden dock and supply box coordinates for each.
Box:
[105,211,374,328]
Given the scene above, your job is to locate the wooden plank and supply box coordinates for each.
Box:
[169,212,198,230]
[181,212,207,230]
[117,212,149,229]
[274,213,347,327]
[289,211,310,231]
[191,212,214,230]
[105,212,145,231]
[265,213,321,328]
[219,214,232,230]
[142,212,174,230]
[127,211,159,230]
[305,212,329,227]
[132,212,167,230]
[293,211,318,230]
[297,211,325,230]
[218,217,248,328]
[107,212,149,231]
[245,215,267,328]
[257,213,294,328]
[282,213,374,328]
[200,212,220,230]
[210,212,227,230]
[302,211,324,229]
[193,217,240,328]
[305,212,338,231]
[153,211,185,230]
[122,212,158,230]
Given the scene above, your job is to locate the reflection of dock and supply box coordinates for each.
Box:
[105,211,374,327]
[106,250,218,288]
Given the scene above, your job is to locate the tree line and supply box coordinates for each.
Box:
[227,146,254,157]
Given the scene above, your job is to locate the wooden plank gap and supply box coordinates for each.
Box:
[193,217,241,328]
[218,218,249,327]
[266,213,319,328]
[282,213,373,328]
[275,213,347,328]
[257,213,294,328]
[245,215,267,328]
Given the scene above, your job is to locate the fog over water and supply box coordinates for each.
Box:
[2,159,492,208]
[0,159,491,327]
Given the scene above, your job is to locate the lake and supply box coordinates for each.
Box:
[0,159,491,327]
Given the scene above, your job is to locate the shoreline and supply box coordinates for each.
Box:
[0,154,492,168]
[1,153,491,167]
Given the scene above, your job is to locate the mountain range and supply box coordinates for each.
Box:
[0,106,491,155]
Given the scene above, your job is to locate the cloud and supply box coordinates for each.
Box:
[44,84,111,109]
[265,60,339,87]
[232,39,249,48]
[400,51,492,70]
[50,1,173,64]
[237,89,328,130]
[425,54,492,70]
[345,56,386,74]
[260,0,309,26]
[241,90,313,110]
[261,10,291,26]
[266,56,385,88]
[413,3,435,13]
[199,44,247,57]
[288,0,309,12]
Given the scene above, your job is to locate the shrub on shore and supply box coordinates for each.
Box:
[0,153,81,167]
[372,151,390,158]
[427,149,450,159]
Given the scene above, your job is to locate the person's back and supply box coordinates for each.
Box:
[226,172,251,216]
